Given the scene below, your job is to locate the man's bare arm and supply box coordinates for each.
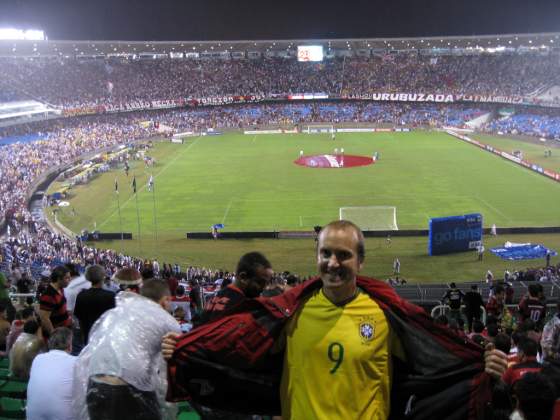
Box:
[38,309,54,334]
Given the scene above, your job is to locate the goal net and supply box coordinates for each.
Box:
[306,125,334,134]
[339,206,398,231]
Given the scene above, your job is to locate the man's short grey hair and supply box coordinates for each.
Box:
[85,264,106,286]
[48,327,72,351]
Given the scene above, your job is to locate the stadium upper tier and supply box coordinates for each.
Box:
[0,32,557,56]
[0,43,559,110]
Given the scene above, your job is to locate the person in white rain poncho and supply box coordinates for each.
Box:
[73,279,181,420]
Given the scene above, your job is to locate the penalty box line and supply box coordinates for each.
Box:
[475,196,513,223]
[299,215,315,227]
[221,198,234,225]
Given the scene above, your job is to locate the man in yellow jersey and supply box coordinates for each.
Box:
[280,221,403,419]
[164,221,508,419]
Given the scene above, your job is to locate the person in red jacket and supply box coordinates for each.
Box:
[486,285,506,322]
[502,338,542,386]
[164,220,508,419]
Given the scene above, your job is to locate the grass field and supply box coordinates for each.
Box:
[472,134,560,174]
[47,131,560,282]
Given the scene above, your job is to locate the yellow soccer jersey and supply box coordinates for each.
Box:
[280,288,401,420]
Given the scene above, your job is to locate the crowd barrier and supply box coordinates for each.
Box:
[186,226,560,240]
[431,305,488,323]
[187,231,278,239]
[83,232,133,241]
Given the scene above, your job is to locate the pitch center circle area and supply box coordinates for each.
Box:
[294,154,374,169]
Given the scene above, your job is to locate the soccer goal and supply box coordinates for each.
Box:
[339,206,399,231]
[305,124,334,134]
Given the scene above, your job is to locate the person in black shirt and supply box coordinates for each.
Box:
[16,272,32,294]
[74,265,116,344]
[199,252,273,325]
[188,278,204,319]
[463,284,484,332]
[442,283,465,324]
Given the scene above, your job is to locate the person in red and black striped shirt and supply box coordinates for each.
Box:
[502,338,542,387]
[38,266,72,335]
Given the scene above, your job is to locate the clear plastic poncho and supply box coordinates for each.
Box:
[72,291,181,419]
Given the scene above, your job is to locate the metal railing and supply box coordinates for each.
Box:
[431,304,488,324]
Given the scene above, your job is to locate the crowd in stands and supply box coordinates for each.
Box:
[148,102,486,131]
[0,247,559,418]
[485,111,560,139]
[437,280,560,419]
[0,53,558,108]
[508,265,560,283]
[0,102,483,141]
[0,113,159,225]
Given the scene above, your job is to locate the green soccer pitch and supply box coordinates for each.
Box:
[49,131,560,282]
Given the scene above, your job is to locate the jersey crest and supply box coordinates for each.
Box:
[359,317,375,343]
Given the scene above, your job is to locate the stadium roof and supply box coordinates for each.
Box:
[0,32,559,58]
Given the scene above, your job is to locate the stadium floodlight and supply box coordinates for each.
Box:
[0,28,45,40]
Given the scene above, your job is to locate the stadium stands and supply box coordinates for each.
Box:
[485,111,560,139]
[0,53,558,109]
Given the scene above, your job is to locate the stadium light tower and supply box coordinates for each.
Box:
[0,28,45,40]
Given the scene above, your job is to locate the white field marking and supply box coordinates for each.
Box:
[98,138,201,229]
[476,196,513,222]
[221,198,234,224]
[235,194,450,202]
[299,215,315,227]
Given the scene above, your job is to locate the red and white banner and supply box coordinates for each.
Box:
[61,91,559,117]
[188,95,265,107]
[456,94,524,105]
[104,99,186,113]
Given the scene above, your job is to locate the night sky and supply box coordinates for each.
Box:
[1,0,559,41]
